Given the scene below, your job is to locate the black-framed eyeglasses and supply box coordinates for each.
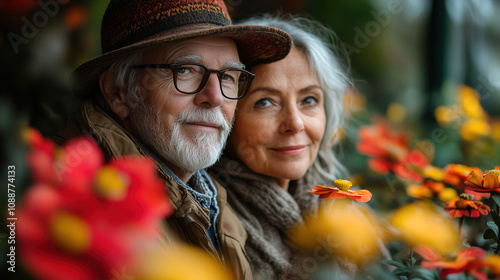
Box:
[133,63,255,100]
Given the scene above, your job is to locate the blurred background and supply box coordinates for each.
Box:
[0,0,500,199]
[1,0,500,278]
[1,0,500,229]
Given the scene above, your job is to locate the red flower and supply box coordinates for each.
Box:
[416,245,488,280]
[357,121,429,183]
[19,132,173,280]
[357,120,408,161]
[444,193,490,218]
[307,179,372,202]
[0,0,38,25]
[25,128,103,189]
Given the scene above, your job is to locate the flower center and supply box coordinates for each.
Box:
[50,211,91,254]
[488,170,500,176]
[334,179,353,191]
[94,166,128,200]
[459,193,474,201]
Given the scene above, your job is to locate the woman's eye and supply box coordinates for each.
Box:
[302,96,318,105]
[255,98,272,107]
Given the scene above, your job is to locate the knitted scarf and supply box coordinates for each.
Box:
[209,155,321,279]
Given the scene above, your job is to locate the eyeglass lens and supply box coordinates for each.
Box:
[172,64,251,99]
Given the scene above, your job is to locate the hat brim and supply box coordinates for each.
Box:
[71,23,292,99]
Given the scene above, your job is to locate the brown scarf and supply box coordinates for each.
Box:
[209,155,324,279]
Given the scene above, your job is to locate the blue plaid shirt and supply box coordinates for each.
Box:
[133,138,222,256]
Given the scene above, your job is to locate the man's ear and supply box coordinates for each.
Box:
[99,68,130,119]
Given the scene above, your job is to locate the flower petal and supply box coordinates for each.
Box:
[368,159,392,174]
[352,190,372,202]
[415,245,441,261]
[483,173,500,189]
[307,185,338,196]
[465,171,484,188]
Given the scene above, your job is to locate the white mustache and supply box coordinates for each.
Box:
[176,107,231,132]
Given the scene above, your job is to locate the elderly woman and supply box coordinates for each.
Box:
[208,15,353,279]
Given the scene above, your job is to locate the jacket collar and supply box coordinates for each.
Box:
[79,102,195,213]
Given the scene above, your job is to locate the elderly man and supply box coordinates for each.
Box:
[52,0,291,279]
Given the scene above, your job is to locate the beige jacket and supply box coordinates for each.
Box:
[52,101,252,280]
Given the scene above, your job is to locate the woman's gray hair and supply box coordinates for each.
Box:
[97,50,145,112]
[239,15,351,181]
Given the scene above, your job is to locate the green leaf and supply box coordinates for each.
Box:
[491,195,500,208]
[412,267,439,280]
[392,266,439,280]
[491,211,500,228]
[483,228,498,242]
[391,267,412,276]
[487,220,499,235]
[492,244,498,251]
[381,259,407,269]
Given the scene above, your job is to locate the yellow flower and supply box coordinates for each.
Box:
[423,165,444,181]
[460,118,490,142]
[387,103,406,124]
[137,244,233,280]
[389,201,460,254]
[435,106,460,126]
[289,199,384,264]
[491,121,500,142]
[50,211,91,254]
[94,166,129,200]
[407,184,433,199]
[458,86,486,119]
[438,188,459,202]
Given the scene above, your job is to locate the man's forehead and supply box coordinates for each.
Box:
[143,37,242,66]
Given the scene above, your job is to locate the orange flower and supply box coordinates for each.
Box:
[443,164,483,188]
[483,254,500,275]
[64,6,88,32]
[415,245,487,280]
[444,193,490,218]
[307,179,372,202]
[407,180,456,201]
[464,169,500,196]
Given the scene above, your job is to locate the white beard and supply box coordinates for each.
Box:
[131,104,231,173]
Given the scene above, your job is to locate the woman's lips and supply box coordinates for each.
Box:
[270,145,307,156]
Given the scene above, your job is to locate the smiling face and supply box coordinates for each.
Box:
[228,48,326,189]
[126,37,240,181]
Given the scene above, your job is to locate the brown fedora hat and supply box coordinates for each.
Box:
[71,0,292,100]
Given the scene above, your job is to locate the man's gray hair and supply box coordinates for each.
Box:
[97,50,145,112]
[239,15,351,181]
